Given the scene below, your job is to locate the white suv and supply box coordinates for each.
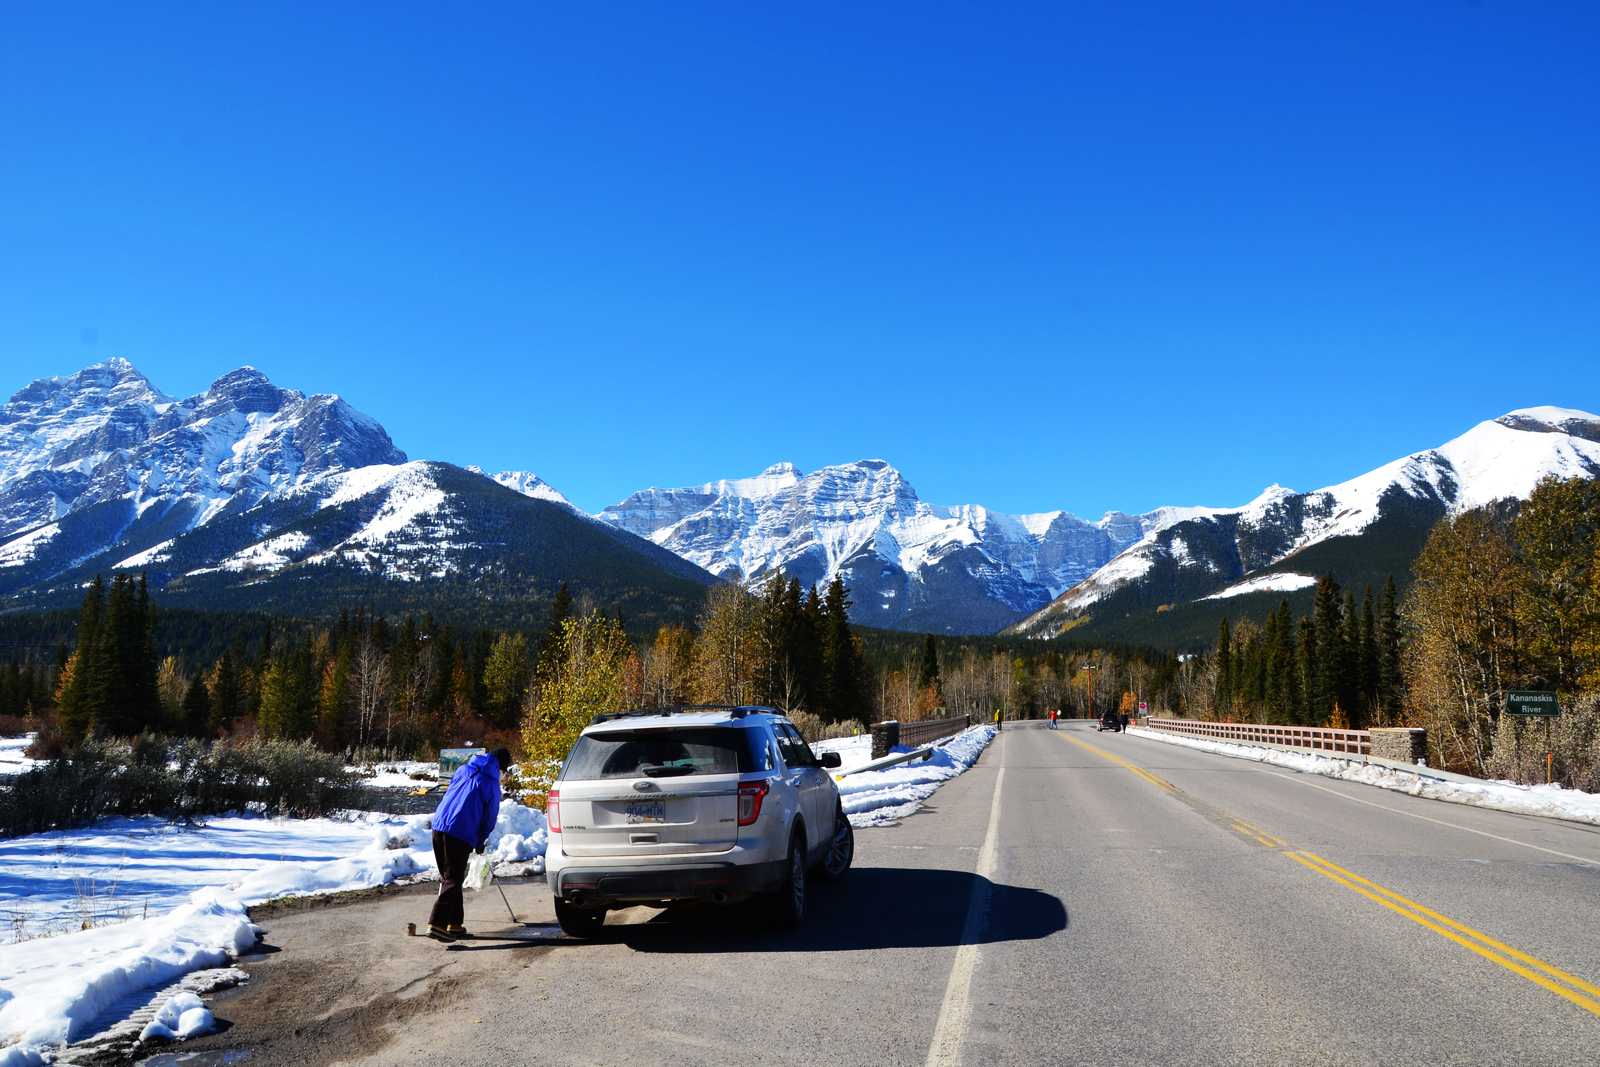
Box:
[544,706,855,936]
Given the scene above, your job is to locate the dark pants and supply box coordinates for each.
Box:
[430,830,473,928]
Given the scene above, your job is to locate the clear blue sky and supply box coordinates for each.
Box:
[2,2,1596,518]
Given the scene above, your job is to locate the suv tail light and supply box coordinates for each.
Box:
[737,779,769,826]
[547,790,560,833]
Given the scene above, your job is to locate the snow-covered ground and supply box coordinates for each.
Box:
[0,737,41,778]
[349,760,440,788]
[1128,726,1600,827]
[814,725,997,827]
[0,801,547,1065]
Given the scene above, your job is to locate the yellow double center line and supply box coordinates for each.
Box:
[1060,731,1600,1018]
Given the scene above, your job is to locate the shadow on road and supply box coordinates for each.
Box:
[606,866,1065,953]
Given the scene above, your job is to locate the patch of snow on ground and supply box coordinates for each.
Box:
[351,760,439,788]
[814,726,997,827]
[1128,727,1600,827]
[0,892,258,1059]
[0,800,547,1063]
[0,736,41,778]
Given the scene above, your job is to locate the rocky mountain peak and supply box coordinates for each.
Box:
[1496,406,1600,444]
[200,366,290,416]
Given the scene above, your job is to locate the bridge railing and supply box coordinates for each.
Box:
[1143,717,1371,755]
[870,715,973,759]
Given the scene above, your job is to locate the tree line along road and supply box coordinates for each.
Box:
[179,720,1600,1067]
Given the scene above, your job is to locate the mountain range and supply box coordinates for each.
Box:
[0,359,711,632]
[2,359,1595,645]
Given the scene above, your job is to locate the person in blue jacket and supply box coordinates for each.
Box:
[427,747,511,942]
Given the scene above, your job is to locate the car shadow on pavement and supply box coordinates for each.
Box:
[615,866,1066,954]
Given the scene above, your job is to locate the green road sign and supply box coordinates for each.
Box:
[1505,691,1561,717]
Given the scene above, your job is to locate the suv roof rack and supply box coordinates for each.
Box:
[587,704,778,726]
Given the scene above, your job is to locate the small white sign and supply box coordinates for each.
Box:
[1138,702,1148,713]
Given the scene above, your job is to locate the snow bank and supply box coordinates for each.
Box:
[138,991,213,1042]
[816,726,997,827]
[1128,727,1600,826]
[0,895,256,1056]
[0,799,548,1063]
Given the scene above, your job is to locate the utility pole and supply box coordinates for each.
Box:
[1082,664,1100,720]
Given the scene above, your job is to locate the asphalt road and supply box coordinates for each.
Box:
[176,721,1600,1067]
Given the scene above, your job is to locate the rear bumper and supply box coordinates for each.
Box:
[552,860,788,904]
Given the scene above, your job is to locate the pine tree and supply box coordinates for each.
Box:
[538,582,572,674]
[1339,589,1360,724]
[469,630,494,712]
[1214,617,1232,718]
[1377,574,1403,724]
[820,576,869,723]
[1358,586,1378,726]
[57,576,107,742]
[210,649,241,735]
[1271,599,1297,725]
[1295,616,1315,725]
[917,633,942,701]
[1310,573,1343,725]
[180,672,211,736]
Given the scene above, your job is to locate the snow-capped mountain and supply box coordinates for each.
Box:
[0,360,711,624]
[0,357,406,547]
[595,461,1209,633]
[1007,407,1600,637]
[479,469,583,514]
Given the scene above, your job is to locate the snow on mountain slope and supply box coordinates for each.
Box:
[596,461,1198,632]
[480,469,583,514]
[0,359,407,569]
[1007,408,1600,636]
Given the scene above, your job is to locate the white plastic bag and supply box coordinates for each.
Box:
[463,851,495,892]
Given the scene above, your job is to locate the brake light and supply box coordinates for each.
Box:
[547,790,560,833]
[737,779,769,826]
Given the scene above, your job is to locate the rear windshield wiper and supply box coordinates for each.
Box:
[640,764,696,778]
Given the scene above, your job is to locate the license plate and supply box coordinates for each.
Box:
[625,801,666,824]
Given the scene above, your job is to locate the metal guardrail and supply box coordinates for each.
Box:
[1144,717,1371,755]
[1131,723,1495,788]
[835,745,936,779]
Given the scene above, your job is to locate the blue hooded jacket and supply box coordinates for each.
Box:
[432,752,503,851]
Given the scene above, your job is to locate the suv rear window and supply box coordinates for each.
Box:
[561,727,759,780]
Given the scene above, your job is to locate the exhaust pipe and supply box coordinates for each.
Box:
[710,890,730,905]
[567,890,588,908]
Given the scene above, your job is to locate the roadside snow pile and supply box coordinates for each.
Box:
[0,801,550,938]
[0,894,257,1064]
[485,798,549,864]
[816,726,997,827]
[0,736,41,778]
[138,991,213,1042]
[0,800,547,1064]
[1128,726,1600,827]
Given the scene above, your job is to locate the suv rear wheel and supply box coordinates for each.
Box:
[766,830,806,930]
[554,898,607,938]
[813,803,854,883]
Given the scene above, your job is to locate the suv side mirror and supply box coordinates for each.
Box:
[818,751,842,769]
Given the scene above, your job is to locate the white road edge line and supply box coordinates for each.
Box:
[925,751,1006,1067]
[1259,770,1598,865]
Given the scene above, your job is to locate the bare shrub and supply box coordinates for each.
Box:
[0,738,366,838]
